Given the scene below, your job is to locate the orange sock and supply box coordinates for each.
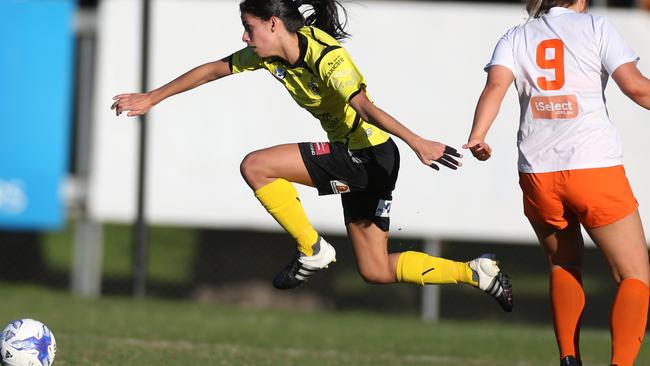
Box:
[550,267,585,361]
[610,278,649,366]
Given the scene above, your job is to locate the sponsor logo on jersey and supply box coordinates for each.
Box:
[325,55,345,78]
[375,199,392,217]
[309,142,331,156]
[530,95,578,119]
[330,180,351,194]
[273,65,286,80]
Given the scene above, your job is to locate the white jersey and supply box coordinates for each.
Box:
[486,7,639,173]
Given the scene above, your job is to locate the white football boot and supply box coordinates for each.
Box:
[468,253,513,312]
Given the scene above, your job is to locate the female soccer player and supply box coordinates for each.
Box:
[465,0,650,364]
[111,0,512,311]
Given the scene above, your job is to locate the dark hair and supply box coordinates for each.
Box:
[526,0,578,18]
[239,0,350,40]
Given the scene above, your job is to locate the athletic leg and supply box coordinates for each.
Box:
[530,218,585,365]
[345,220,397,284]
[345,219,474,285]
[585,211,649,366]
[586,211,649,285]
[241,143,344,289]
[346,220,513,311]
[240,143,313,190]
[241,143,324,260]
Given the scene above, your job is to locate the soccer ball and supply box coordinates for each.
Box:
[0,319,56,366]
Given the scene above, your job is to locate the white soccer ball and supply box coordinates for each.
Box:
[0,319,56,366]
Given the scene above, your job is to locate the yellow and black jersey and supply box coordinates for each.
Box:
[228,26,389,150]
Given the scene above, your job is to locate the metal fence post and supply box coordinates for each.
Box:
[71,8,103,297]
[421,238,441,322]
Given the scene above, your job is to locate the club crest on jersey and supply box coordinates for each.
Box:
[330,180,350,194]
[375,199,392,218]
[308,80,320,95]
[273,66,287,80]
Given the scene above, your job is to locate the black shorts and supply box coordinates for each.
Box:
[298,138,400,232]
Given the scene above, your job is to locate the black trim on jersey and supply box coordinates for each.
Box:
[310,27,331,47]
[348,86,364,103]
[309,27,342,73]
[345,113,362,145]
[350,113,361,133]
[344,86,366,145]
[315,45,342,74]
[294,33,316,74]
[272,33,309,69]
[294,33,308,68]
[227,54,233,73]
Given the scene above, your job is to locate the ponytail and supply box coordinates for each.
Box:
[526,0,577,18]
[239,0,350,40]
[302,0,350,40]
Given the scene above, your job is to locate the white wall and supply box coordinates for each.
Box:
[90,0,650,242]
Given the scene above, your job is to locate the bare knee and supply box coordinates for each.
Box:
[240,151,266,186]
[358,267,394,284]
[610,262,650,286]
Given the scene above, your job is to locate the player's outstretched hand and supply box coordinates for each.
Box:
[429,145,463,171]
[462,140,492,161]
[111,93,154,117]
[411,138,463,171]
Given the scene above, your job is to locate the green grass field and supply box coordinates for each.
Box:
[44,223,196,284]
[2,283,648,366]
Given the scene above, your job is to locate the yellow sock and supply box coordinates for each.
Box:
[396,251,476,286]
[254,179,319,256]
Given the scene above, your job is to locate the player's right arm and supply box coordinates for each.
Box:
[612,62,650,110]
[111,58,232,117]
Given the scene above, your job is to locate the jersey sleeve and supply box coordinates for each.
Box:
[229,47,264,74]
[318,47,366,102]
[596,16,639,75]
[485,28,516,73]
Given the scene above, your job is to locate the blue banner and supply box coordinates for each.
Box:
[0,0,75,230]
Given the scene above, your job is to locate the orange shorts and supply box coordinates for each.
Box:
[518,165,638,230]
